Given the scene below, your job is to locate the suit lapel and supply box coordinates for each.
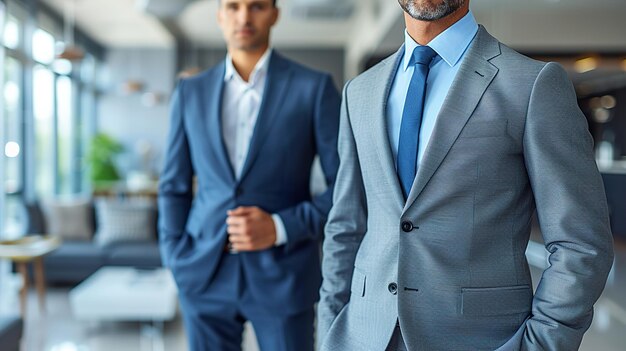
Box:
[369,47,406,212]
[204,62,236,183]
[238,52,292,184]
[403,26,502,212]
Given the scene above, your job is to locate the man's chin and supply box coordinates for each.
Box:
[231,42,263,52]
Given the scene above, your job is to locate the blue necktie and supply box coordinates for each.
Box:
[397,46,437,199]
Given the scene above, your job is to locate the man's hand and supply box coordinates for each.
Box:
[226,206,277,251]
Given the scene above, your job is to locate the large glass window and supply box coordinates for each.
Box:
[0,0,104,241]
[56,75,73,195]
[32,28,55,64]
[33,64,55,197]
[2,15,20,50]
[2,5,25,237]
[3,56,22,194]
[2,2,102,213]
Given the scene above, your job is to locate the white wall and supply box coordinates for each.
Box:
[98,48,176,176]
[474,7,626,51]
[375,5,626,57]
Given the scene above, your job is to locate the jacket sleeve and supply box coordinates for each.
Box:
[157,80,194,267]
[276,74,341,251]
[521,62,614,350]
[317,80,368,347]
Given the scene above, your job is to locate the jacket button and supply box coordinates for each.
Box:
[235,187,243,196]
[401,221,413,232]
[388,282,398,295]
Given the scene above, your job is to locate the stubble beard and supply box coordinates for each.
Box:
[398,0,466,21]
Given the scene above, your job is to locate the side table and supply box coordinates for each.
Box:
[0,235,61,316]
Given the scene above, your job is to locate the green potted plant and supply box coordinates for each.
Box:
[86,133,124,191]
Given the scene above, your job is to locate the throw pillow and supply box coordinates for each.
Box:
[41,197,94,241]
[94,198,157,246]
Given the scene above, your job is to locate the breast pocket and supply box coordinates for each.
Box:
[350,269,366,298]
[459,119,508,139]
[461,285,532,316]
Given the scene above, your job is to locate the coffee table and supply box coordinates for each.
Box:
[69,267,178,351]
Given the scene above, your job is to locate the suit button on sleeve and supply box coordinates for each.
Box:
[388,282,398,295]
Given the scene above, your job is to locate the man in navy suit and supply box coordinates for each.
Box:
[158,0,340,350]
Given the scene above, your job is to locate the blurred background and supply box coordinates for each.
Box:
[0,0,625,350]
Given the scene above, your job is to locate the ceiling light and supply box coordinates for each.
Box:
[56,0,84,62]
[574,57,598,73]
[600,95,617,109]
[589,97,601,109]
[120,80,144,95]
[593,108,611,124]
[56,46,85,61]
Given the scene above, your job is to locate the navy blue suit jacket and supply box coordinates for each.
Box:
[158,52,340,315]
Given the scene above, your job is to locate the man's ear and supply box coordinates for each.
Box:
[271,7,280,26]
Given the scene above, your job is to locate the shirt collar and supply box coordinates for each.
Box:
[224,48,273,83]
[403,11,478,71]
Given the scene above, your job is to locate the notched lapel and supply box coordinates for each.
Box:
[368,47,406,213]
[238,52,293,183]
[204,62,236,183]
[404,27,501,212]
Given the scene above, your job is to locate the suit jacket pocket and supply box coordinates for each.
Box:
[350,269,366,297]
[459,119,508,138]
[461,285,532,316]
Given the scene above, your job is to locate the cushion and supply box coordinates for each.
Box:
[25,201,47,234]
[41,198,94,241]
[94,198,157,246]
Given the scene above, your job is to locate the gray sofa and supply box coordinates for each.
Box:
[44,241,161,285]
[26,199,162,286]
[0,315,23,351]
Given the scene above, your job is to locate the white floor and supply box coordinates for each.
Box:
[15,288,259,351]
[7,239,626,351]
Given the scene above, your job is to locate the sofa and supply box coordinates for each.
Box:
[0,315,23,351]
[44,240,161,285]
[26,197,162,286]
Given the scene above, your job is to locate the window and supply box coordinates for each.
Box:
[3,56,22,194]
[32,28,56,64]
[2,15,20,50]
[1,1,103,238]
[56,75,73,194]
[33,64,55,196]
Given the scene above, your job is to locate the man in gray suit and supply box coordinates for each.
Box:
[318,0,614,350]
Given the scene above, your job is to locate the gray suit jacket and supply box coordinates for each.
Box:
[318,26,614,351]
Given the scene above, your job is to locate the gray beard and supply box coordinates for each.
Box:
[398,0,465,21]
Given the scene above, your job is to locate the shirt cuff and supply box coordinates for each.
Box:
[272,214,288,246]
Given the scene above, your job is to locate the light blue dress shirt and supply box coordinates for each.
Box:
[387,11,479,168]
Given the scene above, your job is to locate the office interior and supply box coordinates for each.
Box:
[0,0,625,350]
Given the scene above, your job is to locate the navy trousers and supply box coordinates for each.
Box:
[178,253,315,351]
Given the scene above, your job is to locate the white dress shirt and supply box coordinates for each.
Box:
[387,11,479,168]
[222,49,287,246]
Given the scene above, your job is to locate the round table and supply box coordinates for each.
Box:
[0,235,61,316]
